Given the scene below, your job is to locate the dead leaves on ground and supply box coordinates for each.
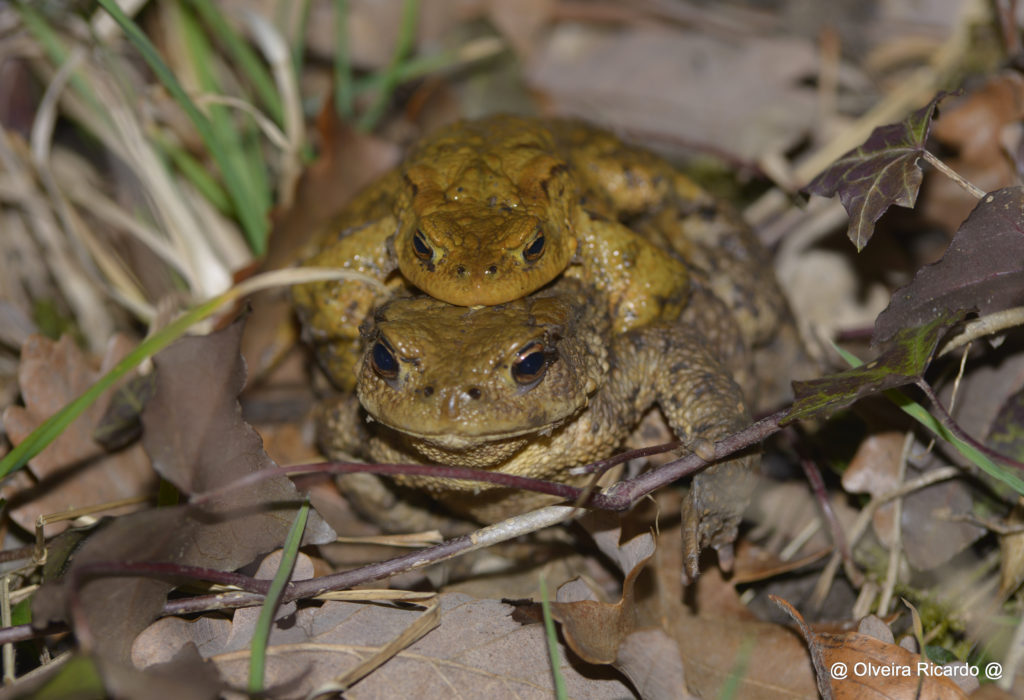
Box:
[23,322,333,675]
[2,334,154,532]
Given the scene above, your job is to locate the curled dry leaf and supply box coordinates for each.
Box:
[2,334,154,532]
[773,596,970,700]
[550,531,655,665]
[648,505,818,698]
[925,72,1024,233]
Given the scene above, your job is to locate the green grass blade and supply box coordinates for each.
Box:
[333,0,354,119]
[539,574,567,700]
[289,0,314,79]
[175,2,271,219]
[248,501,310,694]
[833,345,1024,495]
[151,129,232,214]
[357,0,419,132]
[95,0,269,253]
[16,3,104,119]
[187,0,285,126]
[0,294,224,479]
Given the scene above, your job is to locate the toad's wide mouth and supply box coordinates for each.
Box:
[366,411,571,449]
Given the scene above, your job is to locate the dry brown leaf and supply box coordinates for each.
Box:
[924,72,1024,232]
[31,322,335,666]
[528,25,817,161]
[550,532,654,665]
[900,478,985,571]
[2,334,154,532]
[730,539,832,585]
[843,431,905,545]
[486,0,554,57]
[775,596,970,700]
[647,508,818,698]
[615,628,695,700]
[842,430,985,570]
[135,591,633,699]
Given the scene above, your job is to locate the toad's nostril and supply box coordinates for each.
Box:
[467,387,482,400]
[486,265,497,275]
[422,386,434,397]
[456,265,466,276]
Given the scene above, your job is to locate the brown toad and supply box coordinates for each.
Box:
[321,274,773,578]
[292,116,784,391]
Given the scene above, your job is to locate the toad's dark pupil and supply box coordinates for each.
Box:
[512,343,546,384]
[412,230,433,261]
[523,233,545,262]
[371,341,398,378]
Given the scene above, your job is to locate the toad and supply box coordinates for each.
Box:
[292,116,782,391]
[321,276,757,579]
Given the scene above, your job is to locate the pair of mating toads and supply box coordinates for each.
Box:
[291,115,799,578]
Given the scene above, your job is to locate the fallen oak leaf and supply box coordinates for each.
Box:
[550,531,655,664]
[134,592,633,699]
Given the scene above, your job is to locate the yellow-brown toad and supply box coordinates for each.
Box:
[323,276,757,578]
[292,116,783,391]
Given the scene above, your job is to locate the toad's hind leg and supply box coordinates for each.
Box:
[620,324,757,581]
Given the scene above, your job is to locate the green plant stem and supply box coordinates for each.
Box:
[248,501,309,694]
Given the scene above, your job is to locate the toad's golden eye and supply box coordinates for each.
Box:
[522,231,545,262]
[511,342,547,385]
[412,230,433,262]
[370,340,399,379]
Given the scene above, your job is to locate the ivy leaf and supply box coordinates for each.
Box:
[783,309,966,424]
[805,93,947,250]
[873,186,1024,344]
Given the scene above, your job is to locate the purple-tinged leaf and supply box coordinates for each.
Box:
[783,309,966,424]
[806,94,946,250]
[873,186,1024,344]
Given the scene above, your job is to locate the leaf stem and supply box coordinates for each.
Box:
[922,150,985,200]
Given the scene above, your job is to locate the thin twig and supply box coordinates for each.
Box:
[797,453,863,587]
[938,306,1024,358]
[877,432,913,615]
[915,379,1024,471]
